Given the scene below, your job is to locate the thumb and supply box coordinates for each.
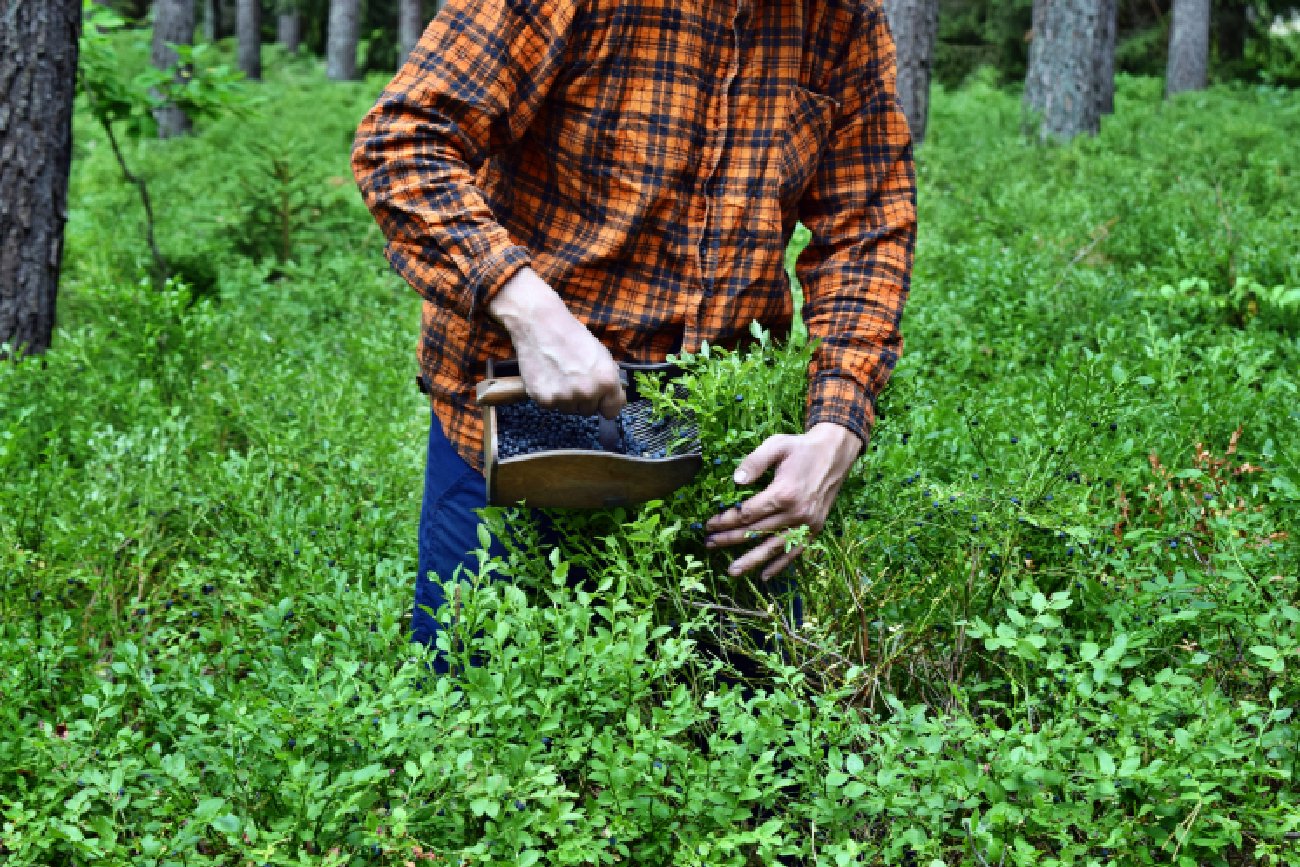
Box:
[733,435,793,486]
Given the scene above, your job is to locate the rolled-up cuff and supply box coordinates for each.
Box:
[806,375,876,448]
[465,244,533,317]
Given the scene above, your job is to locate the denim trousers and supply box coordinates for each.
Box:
[413,412,509,673]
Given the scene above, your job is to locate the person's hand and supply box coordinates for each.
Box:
[488,268,626,418]
[705,423,863,580]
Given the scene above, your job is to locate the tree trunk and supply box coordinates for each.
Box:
[882,0,940,147]
[1166,0,1210,97]
[237,0,261,79]
[1097,0,1116,115]
[1024,0,1049,114]
[278,11,301,53]
[151,0,196,138]
[326,0,359,80]
[398,0,423,66]
[1023,0,1107,142]
[202,0,224,40]
[0,0,82,357]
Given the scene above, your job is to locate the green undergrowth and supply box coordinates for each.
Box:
[2,55,1298,867]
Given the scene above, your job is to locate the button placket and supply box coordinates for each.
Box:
[687,0,746,350]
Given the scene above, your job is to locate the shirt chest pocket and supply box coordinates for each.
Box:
[776,85,839,213]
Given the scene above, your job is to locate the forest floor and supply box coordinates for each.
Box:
[3,56,1299,866]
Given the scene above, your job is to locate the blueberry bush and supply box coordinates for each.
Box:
[1,50,1298,867]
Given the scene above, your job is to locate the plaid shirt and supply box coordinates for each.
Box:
[352,0,916,471]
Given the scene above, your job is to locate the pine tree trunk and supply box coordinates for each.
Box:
[398,0,423,66]
[882,0,940,147]
[1023,0,1106,142]
[1097,0,1116,115]
[237,0,261,79]
[326,0,359,80]
[0,0,82,357]
[151,0,196,138]
[1024,0,1049,114]
[278,11,301,53]
[203,0,220,40]
[1167,0,1210,97]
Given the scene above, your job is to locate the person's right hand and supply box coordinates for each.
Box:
[488,267,626,418]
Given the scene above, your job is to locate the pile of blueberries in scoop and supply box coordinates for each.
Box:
[495,401,676,460]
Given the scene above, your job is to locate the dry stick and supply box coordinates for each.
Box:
[91,96,170,281]
[1050,216,1119,294]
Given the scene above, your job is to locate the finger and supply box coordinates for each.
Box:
[761,546,804,582]
[706,512,796,548]
[597,385,627,420]
[727,533,790,578]
[732,434,794,486]
[706,490,787,533]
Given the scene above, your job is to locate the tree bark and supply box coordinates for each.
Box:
[151,0,196,138]
[278,11,301,53]
[882,0,940,147]
[1023,0,1107,142]
[237,0,261,79]
[202,0,222,40]
[1097,0,1116,115]
[1024,0,1050,114]
[326,0,359,80]
[1167,0,1211,97]
[0,0,82,357]
[398,0,423,66]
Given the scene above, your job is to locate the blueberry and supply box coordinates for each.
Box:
[1010,436,1019,444]
[690,522,703,531]
[287,738,297,748]
[734,394,744,402]
[201,584,215,595]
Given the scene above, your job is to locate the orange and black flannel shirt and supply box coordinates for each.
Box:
[352,0,917,472]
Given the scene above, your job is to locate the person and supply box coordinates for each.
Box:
[352,0,916,665]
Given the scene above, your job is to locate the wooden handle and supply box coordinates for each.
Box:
[476,376,529,406]
[477,371,632,408]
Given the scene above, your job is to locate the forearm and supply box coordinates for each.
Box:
[351,0,577,317]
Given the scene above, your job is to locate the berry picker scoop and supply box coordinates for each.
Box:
[475,359,702,509]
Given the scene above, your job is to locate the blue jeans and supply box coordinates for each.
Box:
[413,412,509,672]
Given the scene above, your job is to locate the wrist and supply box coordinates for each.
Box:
[806,422,864,462]
[487,267,567,333]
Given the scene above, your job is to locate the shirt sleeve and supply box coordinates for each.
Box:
[795,3,917,446]
[351,0,580,318]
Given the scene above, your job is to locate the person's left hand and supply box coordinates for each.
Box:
[705,422,863,580]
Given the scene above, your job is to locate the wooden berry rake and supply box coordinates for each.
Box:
[475,359,702,509]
